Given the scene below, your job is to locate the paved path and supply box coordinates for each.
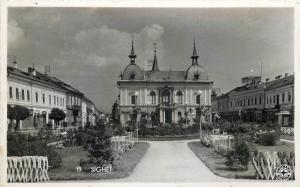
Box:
[116,140,228,182]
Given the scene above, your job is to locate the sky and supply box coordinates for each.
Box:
[8,8,294,112]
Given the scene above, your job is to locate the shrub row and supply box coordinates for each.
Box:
[7,133,62,168]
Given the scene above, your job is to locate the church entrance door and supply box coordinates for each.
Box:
[165,109,172,124]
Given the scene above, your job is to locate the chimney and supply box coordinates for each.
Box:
[44,65,48,75]
[285,73,288,77]
[13,60,18,69]
[28,67,36,76]
[265,78,269,82]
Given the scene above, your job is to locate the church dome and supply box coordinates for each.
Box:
[122,64,144,80]
[185,64,209,80]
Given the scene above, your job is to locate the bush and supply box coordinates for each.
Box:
[255,131,280,146]
[225,134,257,170]
[75,130,90,147]
[78,120,114,172]
[7,133,62,168]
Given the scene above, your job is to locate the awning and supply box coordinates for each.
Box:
[275,110,291,115]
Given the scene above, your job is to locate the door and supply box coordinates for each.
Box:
[165,109,172,124]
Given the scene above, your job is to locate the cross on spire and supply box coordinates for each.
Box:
[191,38,199,65]
[129,37,136,64]
[151,42,159,71]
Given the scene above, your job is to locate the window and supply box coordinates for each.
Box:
[60,98,62,106]
[266,96,269,104]
[259,96,262,104]
[150,91,156,105]
[27,90,30,101]
[54,96,56,105]
[282,93,285,103]
[131,95,136,105]
[270,96,272,104]
[248,99,250,106]
[273,96,275,103]
[255,97,257,105]
[288,92,291,102]
[196,95,201,105]
[9,87,13,99]
[57,97,59,106]
[162,90,170,104]
[42,94,45,103]
[49,95,51,105]
[16,88,19,99]
[244,99,246,106]
[176,91,183,104]
[35,92,38,102]
[194,73,199,80]
[62,98,64,106]
[21,90,25,100]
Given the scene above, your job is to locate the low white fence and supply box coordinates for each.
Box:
[200,130,233,154]
[7,156,50,182]
[111,132,135,159]
[280,127,294,135]
[251,151,295,180]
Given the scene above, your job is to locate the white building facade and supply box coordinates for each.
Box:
[118,41,213,125]
[7,65,67,131]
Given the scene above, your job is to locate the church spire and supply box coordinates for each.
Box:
[151,42,159,71]
[129,38,136,64]
[191,38,199,65]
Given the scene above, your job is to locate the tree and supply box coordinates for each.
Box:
[49,108,66,128]
[7,105,30,132]
[80,119,114,171]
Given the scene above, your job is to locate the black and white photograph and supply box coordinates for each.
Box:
[0,1,298,186]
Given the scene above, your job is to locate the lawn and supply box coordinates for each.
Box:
[49,142,150,181]
[256,141,294,153]
[188,141,295,179]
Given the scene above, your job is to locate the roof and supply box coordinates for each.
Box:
[144,70,186,81]
[34,71,83,95]
[265,75,294,91]
[7,66,65,91]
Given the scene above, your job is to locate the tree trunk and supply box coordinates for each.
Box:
[15,120,20,132]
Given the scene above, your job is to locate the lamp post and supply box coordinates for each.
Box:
[197,90,202,140]
[134,91,139,141]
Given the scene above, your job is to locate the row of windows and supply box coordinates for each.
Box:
[224,91,292,109]
[9,86,65,107]
[130,91,197,105]
[266,92,292,105]
[233,96,262,107]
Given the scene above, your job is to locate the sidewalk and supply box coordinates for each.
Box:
[280,139,294,144]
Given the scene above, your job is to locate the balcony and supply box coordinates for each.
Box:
[67,104,81,111]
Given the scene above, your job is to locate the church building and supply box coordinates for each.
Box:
[117,40,213,126]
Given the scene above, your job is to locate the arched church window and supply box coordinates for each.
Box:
[194,72,200,80]
[162,90,170,105]
[176,91,183,104]
[129,72,136,80]
[150,91,156,105]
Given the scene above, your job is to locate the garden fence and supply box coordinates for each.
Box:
[200,130,233,154]
[251,151,295,180]
[7,156,50,182]
[280,127,294,135]
[111,132,135,159]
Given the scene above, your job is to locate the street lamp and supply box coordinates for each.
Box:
[134,91,139,141]
[197,90,202,141]
[146,101,150,127]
